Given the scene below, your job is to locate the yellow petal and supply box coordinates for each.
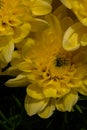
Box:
[81,33,87,46]
[18,62,35,72]
[2,66,21,76]
[56,91,78,112]
[22,38,35,59]
[77,78,87,96]
[60,0,87,26]
[77,85,87,96]
[29,18,49,32]
[63,22,81,51]
[38,99,55,118]
[0,25,13,36]
[13,23,31,43]
[60,0,71,9]
[25,95,49,116]
[11,51,22,66]
[31,0,52,16]
[0,36,12,51]
[0,41,14,63]
[5,74,29,87]
[43,0,52,4]
[26,84,44,99]
[45,14,62,35]
[43,86,58,98]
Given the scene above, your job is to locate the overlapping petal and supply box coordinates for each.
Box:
[25,95,49,116]
[56,91,78,112]
[38,99,55,118]
[63,22,87,51]
[60,0,87,26]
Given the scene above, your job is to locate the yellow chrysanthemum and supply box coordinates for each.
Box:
[5,14,87,118]
[0,0,52,69]
[62,22,87,51]
[60,0,87,26]
[0,0,52,26]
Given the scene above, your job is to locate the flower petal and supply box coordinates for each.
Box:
[31,0,52,16]
[26,84,44,99]
[56,91,78,112]
[13,23,31,43]
[5,74,29,87]
[43,86,58,98]
[0,25,13,36]
[18,62,35,72]
[38,99,55,118]
[63,22,81,51]
[22,38,35,59]
[77,77,87,96]
[60,0,71,9]
[29,18,49,32]
[80,33,87,46]
[25,95,49,116]
[0,41,14,64]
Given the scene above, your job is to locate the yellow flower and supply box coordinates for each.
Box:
[62,22,87,51]
[0,0,52,69]
[5,14,87,118]
[0,0,52,34]
[60,0,87,26]
[0,0,52,26]
[0,0,27,26]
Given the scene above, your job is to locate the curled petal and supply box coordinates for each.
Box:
[26,84,44,99]
[38,99,55,118]
[30,0,52,16]
[18,62,35,72]
[56,91,78,112]
[63,22,82,51]
[25,95,49,116]
[63,22,87,51]
[5,74,29,87]
[2,66,21,76]
[29,18,49,32]
[77,77,87,96]
[0,41,14,64]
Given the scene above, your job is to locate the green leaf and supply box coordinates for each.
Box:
[75,105,83,113]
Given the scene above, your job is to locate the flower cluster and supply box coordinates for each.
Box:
[1,0,87,118]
